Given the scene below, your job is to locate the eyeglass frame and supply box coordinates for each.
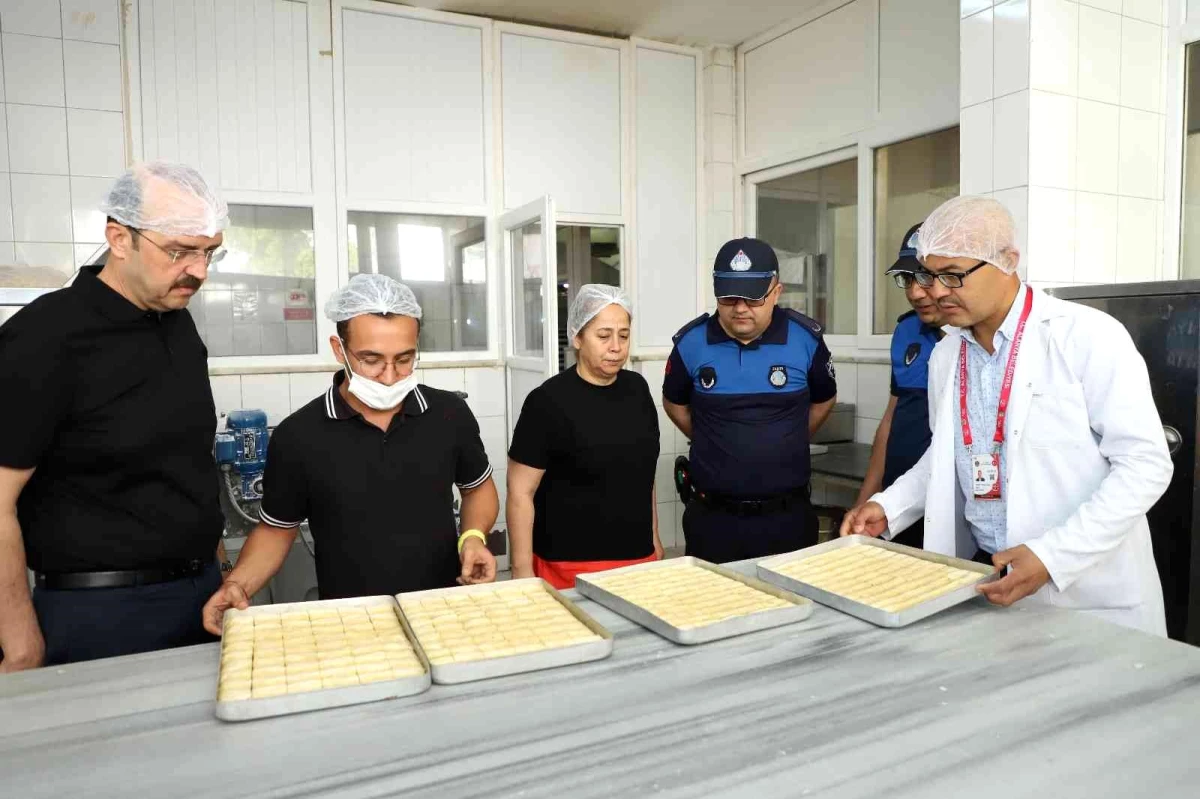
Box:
[342,345,419,379]
[892,260,989,290]
[127,226,227,267]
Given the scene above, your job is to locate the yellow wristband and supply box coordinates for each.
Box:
[458,528,487,554]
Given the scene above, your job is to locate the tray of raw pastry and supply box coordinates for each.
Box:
[756,535,1001,628]
[215,596,431,721]
[396,579,612,684]
[573,557,812,645]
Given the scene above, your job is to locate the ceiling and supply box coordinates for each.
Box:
[394,0,828,46]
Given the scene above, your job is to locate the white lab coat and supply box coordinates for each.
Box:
[874,286,1172,636]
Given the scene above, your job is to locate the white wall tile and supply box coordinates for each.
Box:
[288,371,334,412]
[655,453,675,498]
[0,242,16,266]
[74,242,102,267]
[422,366,466,394]
[1122,0,1164,25]
[1120,17,1163,114]
[707,210,734,261]
[463,366,506,419]
[855,363,892,419]
[69,176,109,242]
[0,174,11,240]
[1074,192,1119,283]
[993,186,1030,270]
[0,1,62,38]
[656,501,677,549]
[0,103,7,170]
[1117,108,1162,199]
[210,375,243,421]
[993,0,1030,97]
[707,162,734,212]
[961,9,994,107]
[1026,187,1076,282]
[7,104,69,174]
[14,242,73,269]
[1075,100,1119,195]
[1077,6,1122,104]
[834,358,858,404]
[61,0,122,45]
[66,108,126,176]
[240,374,293,426]
[1115,196,1160,282]
[993,91,1030,191]
[63,40,122,112]
[1028,90,1077,190]
[960,101,994,194]
[963,0,994,18]
[9,174,72,242]
[476,415,509,471]
[855,415,882,445]
[2,33,64,106]
[1029,0,1078,96]
[232,325,261,357]
[706,65,734,116]
[1079,0,1121,11]
[707,114,735,165]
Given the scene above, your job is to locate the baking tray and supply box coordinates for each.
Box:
[756,535,1001,628]
[396,578,612,685]
[215,595,431,722]
[574,556,813,645]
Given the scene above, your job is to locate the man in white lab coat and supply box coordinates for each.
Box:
[841,195,1172,636]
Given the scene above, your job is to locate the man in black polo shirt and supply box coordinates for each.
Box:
[0,162,229,670]
[202,275,498,632]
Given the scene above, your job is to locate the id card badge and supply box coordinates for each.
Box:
[971,452,1002,500]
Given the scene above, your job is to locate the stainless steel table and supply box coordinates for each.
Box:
[3,562,1200,798]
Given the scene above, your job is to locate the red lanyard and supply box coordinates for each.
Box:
[959,288,1034,450]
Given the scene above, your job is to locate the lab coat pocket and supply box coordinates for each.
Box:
[1024,382,1092,448]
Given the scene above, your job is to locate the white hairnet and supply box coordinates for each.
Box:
[568,284,632,341]
[916,195,1020,275]
[100,161,228,237]
[325,273,423,322]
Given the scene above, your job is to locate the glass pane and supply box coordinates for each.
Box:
[200,204,316,357]
[555,225,622,370]
[872,127,960,334]
[347,212,488,352]
[511,221,545,358]
[756,159,858,334]
[1183,43,1200,279]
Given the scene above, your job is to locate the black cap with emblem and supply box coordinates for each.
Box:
[884,223,924,276]
[713,237,778,301]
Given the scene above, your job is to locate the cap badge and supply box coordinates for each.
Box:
[730,250,753,271]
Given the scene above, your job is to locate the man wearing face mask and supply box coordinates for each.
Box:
[201,274,499,633]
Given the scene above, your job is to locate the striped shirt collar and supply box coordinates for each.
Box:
[324,371,429,420]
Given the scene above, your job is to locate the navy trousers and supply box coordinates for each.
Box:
[682,498,818,564]
[32,562,222,665]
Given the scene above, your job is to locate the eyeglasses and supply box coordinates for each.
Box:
[893,260,989,289]
[129,227,226,267]
[716,281,778,307]
[346,348,417,379]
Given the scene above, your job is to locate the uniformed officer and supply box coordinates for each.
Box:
[202,274,499,633]
[854,224,944,548]
[0,162,229,670]
[663,237,838,563]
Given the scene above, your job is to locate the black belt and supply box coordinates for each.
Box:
[36,559,209,590]
[693,484,811,516]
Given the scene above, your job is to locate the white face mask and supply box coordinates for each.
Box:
[339,339,418,411]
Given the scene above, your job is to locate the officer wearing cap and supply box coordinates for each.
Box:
[663,238,838,562]
[854,224,944,549]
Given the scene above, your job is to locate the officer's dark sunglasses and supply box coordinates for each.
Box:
[893,260,988,290]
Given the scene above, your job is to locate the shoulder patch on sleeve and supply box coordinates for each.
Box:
[782,308,823,337]
[672,313,711,343]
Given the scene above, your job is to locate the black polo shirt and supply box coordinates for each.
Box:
[0,264,223,572]
[258,374,493,599]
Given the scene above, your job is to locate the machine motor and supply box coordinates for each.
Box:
[215,409,269,501]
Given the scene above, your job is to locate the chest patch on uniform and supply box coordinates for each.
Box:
[699,366,718,390]
[768,365,788,388]
[904,342,922,366]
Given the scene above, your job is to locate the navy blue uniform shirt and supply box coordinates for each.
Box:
[663,308,837,497]
[882,311,943,489]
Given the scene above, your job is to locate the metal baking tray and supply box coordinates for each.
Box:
[396,578,612,685]
[574,556,813,645]
[215,595,431,722]
[756,535,1001,628]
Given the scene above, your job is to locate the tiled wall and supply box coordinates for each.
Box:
[959,0,1168,285]
[702,46,735,309]
[0,1,125,282]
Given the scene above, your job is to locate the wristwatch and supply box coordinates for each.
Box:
[220,561,234,574]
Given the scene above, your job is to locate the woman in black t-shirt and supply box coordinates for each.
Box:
[506,285,662,589]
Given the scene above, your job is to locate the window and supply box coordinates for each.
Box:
[348,212,488,352]
[1182,44,1200,278]
[194,205,317,357]
[556,225,621,370]
[872,127,960,333]
[755,159,858,335]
